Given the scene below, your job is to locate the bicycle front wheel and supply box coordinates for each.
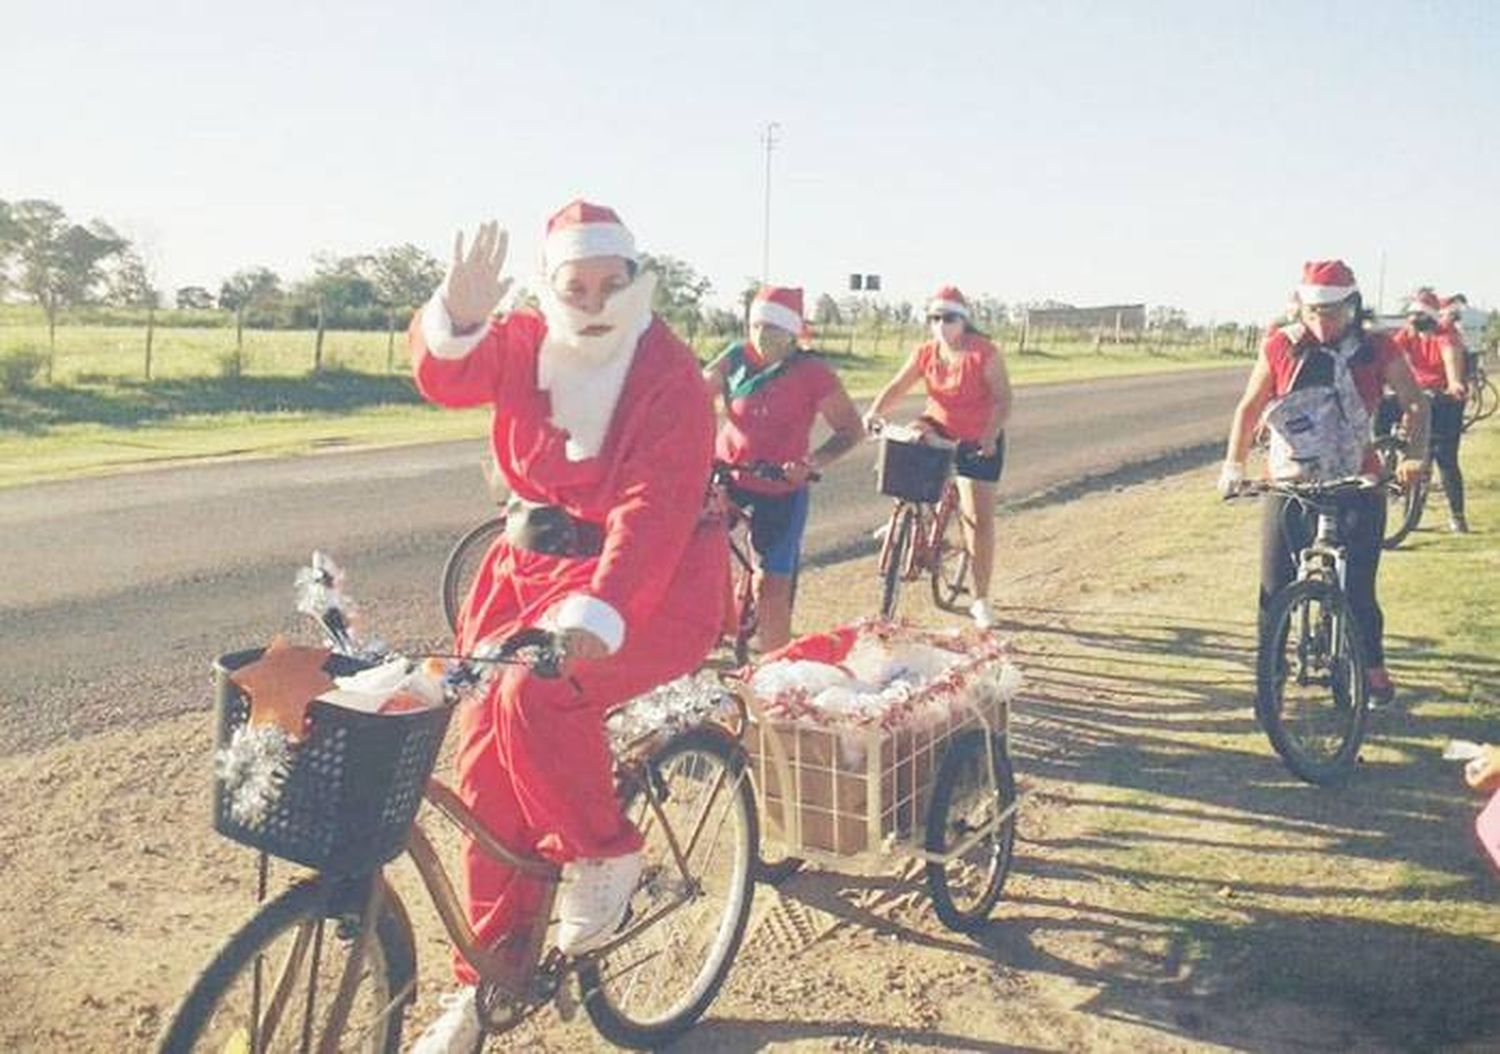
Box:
[930,498,971,613]
[580,727,758,1049]
[1257,579,1369,785]
[879,505,915,619]
[440,516,504,634]
[925,729,1017,932]
[157,876,414,1054]
[1374,437,1425,550]
[1468,376,1498,427]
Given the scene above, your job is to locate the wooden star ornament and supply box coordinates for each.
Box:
[229,635,335,738]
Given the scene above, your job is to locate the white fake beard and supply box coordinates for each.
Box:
[535,272,658,460]
[536,271,657,366]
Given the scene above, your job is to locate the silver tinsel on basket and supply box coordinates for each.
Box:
[215,724,296,826]
[607,671,738,755]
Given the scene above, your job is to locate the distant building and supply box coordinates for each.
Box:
[1022,303,1146,336]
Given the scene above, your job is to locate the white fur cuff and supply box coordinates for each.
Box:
[749,300,803,336]
[547,594,626,654]
[419,293,488,360]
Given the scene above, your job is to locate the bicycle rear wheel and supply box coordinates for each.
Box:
[730,540,757,667]
[924,729,1017,932]
[1256,579,1369,785]
[157,876,414,1053]
[879,505,915,619]
[580,727,757,1049]
[441,517,504,634]
[929,497,971,613]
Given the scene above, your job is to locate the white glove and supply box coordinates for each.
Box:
[1216,461,1245,499]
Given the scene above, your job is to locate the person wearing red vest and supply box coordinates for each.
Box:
[864,285,1013,629]
[704,285,863,650]
[1399,290,1472,533]
[1218,260,1429,706]
[407,201,727,1052]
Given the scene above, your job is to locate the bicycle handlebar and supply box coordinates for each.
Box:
[1226,475,1385,503]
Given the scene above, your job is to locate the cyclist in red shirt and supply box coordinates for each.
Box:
[1218,260,1429,706]
[1393,289,1469,532]
[864,285,1013,629]
[704,285,863,650]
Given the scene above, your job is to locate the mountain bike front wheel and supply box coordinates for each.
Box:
[1257,579,1369,785]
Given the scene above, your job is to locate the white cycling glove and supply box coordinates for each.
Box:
[1216,460,1245,499]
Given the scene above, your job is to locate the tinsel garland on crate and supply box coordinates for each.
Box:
[748,618,1023,734]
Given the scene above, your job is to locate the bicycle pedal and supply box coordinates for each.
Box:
[553,975,580,1022]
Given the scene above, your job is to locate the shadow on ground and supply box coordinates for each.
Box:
[721,601,1500,1050]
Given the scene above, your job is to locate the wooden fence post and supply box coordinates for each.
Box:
[144,304,155,380]
[314,297,326,373]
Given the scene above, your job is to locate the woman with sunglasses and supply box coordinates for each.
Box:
[863,285,1012,629]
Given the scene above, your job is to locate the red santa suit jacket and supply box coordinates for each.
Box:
[411,308,727,658]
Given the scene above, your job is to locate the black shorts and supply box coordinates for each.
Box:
[955,431,1006,483]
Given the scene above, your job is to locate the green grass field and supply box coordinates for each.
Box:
[0,308,1247,488]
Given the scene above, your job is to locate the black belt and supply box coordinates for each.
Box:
[503,499,605,558]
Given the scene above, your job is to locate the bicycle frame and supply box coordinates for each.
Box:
[879,479,961,583]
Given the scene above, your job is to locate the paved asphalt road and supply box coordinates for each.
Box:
[0,366,1246,755]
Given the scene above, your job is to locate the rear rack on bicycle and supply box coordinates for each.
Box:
[736,621,1019,863]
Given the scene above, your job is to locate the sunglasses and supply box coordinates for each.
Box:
[927,312,963,324]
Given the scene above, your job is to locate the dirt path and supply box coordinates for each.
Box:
[2,460,1497,1052]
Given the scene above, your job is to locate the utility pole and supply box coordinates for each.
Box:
[1376,249,1387,315]
[761,122,780,283]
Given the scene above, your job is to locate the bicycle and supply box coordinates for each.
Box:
[1231,477,1381,785]
[159,555,759,1052]
[867,423,970,620]
[1373,425,1429,550]
[440,512,506,635]
[1462,349,1497,431]
[710,459,818,667]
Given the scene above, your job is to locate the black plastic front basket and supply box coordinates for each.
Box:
[877,436,953,503]
[212,648,453,876]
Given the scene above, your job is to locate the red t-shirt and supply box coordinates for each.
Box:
[1390,327,1448,391]
[715,350,840,495]
[915,333,1000,442]
[1263,324,1398,411]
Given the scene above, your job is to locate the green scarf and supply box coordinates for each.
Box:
[716,342,801,401]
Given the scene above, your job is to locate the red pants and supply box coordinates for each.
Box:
[451,607,718,984]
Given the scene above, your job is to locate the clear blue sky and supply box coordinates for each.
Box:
[4,0,1495,322]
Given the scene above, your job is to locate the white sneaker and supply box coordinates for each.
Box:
[410,986,482,1054]
[555,851,644,956]
[970,599,994,630]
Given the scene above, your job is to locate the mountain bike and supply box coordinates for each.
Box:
[867,424,970,620]
[158,555,759,1052]
[1232,478,1380,785]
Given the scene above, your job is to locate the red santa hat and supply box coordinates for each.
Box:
[542,199,637,276]
[748,285,805,337]
[1296,260,1358,305]
[926,285,970,319]
[1405,288,1442,318]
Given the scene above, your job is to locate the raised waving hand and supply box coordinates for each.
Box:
[443,220,512,333]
